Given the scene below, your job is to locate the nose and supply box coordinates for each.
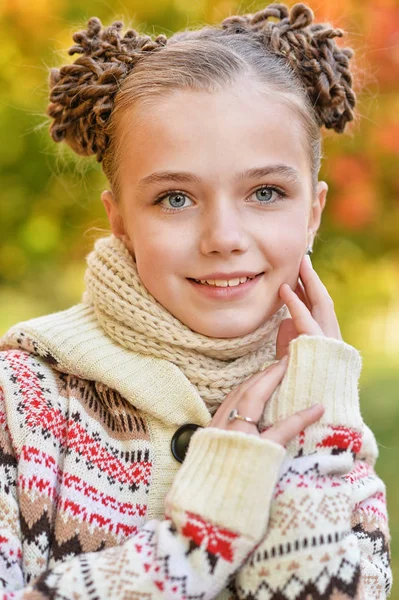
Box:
[198,198,249,258]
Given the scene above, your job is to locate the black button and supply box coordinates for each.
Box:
[171,424,203,463]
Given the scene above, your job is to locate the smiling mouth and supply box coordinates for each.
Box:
[188,273,263,287]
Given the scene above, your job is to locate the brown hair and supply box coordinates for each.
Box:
[47,3,356,199]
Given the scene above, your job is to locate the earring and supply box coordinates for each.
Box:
[305,245,313,256]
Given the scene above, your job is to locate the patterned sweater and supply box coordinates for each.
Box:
[0,304,392,599]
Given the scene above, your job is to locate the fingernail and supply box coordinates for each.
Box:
[280,355,288,365]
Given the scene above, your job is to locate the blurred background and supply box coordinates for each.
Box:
[0,0,398,594]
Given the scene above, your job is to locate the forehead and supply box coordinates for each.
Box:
[117,79,311,186]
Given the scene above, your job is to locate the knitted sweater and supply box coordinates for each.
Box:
[0,304,392,599]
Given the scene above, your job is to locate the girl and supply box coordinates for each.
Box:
[0,3,392,599]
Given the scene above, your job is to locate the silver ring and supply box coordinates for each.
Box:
[228,408,259,426]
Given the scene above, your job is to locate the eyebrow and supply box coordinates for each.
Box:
[238,165,301,184]
[136,164,301,188]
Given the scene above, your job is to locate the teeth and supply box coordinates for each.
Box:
[196,276,253,287]
[227,278,240,287]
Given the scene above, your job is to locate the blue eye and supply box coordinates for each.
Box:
[256,188,273,202]
[157,192,193,210]
[252,186,285,204]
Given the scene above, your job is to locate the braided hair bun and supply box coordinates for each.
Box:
[47,18,167,160]
[221,3,356,132]
[47,3,356,162]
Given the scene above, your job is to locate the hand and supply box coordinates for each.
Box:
[208,358,324,447]
[275,254,342,359]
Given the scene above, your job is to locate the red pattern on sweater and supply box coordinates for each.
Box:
[317,425,362,453]
[6,350,152,486]
[182,511,239,562]
[19,445,146,520]
[342,460,374,483]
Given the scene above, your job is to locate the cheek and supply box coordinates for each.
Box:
[134,232,167,275]
[131,222,190,292]
[259,215,306,261]
[258,216,307,289]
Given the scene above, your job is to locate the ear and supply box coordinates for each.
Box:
[101,190,136,257]
[308,181,328,244]
[101,190,126,240]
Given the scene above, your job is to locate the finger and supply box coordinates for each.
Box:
[299,257,342,338]
[228,356,288,425]
[279,283,324,336]
[275,318,297,359]
[300,255,332,306]
[209,357,288,428]
[294,278,311,311]
[219,358,288,432]
[261,404,325,446]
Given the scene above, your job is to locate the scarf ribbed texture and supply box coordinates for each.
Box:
[83,235,289,414]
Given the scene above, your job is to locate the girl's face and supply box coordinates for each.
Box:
[103,78,327,338]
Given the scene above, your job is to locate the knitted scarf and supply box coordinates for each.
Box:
[83,235,289,414]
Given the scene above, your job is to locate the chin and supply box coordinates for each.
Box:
[188,318,263,339]
[185,300,284,338]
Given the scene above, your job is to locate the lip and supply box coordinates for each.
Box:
[187,272,263,299]
[192,271,262,280]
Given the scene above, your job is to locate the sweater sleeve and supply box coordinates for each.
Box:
[343,424,392,599]
[232,335,393,600]
[0,397,286,600]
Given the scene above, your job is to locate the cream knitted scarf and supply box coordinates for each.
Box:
[83,235,289,414]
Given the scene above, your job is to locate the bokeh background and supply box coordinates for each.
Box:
[1,0,398,593]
